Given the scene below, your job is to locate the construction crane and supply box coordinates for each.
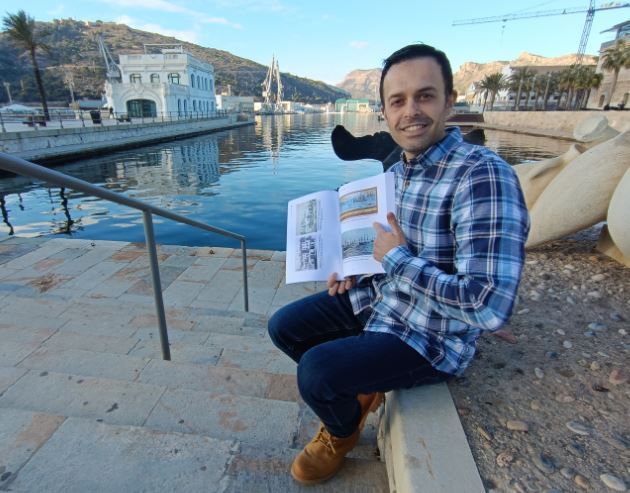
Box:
[453,1,630,64]
[96,35,122,82]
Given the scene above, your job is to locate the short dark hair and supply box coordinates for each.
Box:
[379,43,453,104]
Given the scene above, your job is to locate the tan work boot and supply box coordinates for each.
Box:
[291,424,360,484]
[357,392,385,430]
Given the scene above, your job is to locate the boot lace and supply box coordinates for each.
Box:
[313,426,337,453]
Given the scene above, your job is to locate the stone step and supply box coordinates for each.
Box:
[0,408,387,493]
[0,369,299,447]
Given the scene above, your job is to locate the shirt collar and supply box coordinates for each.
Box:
[401,126,463,169]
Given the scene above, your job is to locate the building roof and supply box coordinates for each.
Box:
[601,19,630,33]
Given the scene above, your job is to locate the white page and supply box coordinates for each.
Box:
[338,172,396,278]
[285,190,343,284]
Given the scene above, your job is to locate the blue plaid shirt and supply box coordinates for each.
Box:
[350,127,530,375]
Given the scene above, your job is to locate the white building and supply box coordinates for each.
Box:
[105,44,216,118]
[215,95,254,113]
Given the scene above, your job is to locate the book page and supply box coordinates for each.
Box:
[338,172,396,278]
[285,190,343,284]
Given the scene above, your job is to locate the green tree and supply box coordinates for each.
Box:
[508,67,535,111]
[601,40,630,106]
[2,10,50,119]
[478,72,506,111]
[541,72,558,111]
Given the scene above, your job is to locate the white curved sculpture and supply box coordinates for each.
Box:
[515,114,630,267]
[606,168,630,260]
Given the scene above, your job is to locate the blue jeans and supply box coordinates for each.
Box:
[268,290,450,438]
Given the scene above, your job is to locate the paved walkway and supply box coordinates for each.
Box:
[0,235,483,492]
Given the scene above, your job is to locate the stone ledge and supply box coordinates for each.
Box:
[378,383,485,493]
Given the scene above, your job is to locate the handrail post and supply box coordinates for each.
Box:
[240,239,249,311]
[142,210,171,360]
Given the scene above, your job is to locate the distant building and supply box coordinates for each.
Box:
[334,98,372,113]
[216,95,254,113]
[587,20,630,109]
[104,44,216,117]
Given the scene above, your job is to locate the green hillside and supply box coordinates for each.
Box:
[0,18,349,105]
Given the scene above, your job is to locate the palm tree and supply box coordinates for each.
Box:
[508,67,535,111]
[573,65,602,109]
[478,72,506,111]
[542,72,559,110]
[601,40,630,107]
[2,10,50,120]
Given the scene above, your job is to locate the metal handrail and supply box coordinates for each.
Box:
[0,152,249,361]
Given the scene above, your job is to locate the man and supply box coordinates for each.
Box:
[268,43,529,485]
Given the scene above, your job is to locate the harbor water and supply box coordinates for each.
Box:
[0,114,570,251]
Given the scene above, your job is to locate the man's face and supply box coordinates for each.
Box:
[381,57,454,161]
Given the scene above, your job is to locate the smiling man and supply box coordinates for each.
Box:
[268,43,530,485]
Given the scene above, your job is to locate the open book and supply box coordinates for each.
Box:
[285,172,396,284]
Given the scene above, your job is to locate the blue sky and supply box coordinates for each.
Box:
[7,0,629,84]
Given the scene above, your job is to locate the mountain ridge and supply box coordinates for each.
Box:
[337,51,598,100]
[0,19,349,104]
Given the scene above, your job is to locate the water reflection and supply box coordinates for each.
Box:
[0,115,571,250]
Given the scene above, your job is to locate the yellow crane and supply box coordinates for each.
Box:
[453,1,630,64]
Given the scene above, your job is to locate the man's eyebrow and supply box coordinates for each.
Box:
[387,85,438,100]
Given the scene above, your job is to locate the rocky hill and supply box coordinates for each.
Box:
[0,19,349,105]
[336,69,382,102]
[337,52,598,101]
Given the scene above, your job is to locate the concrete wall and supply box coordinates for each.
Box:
[0,116,253,164]
[483,111,630,137]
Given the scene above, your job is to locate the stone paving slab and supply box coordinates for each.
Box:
[204,331,276,353]
[145,388,300,446]
[0,325,56,346]
[0,367,28,394]
[0,295,71,319]
[128,341,223,365]
[0,370,164,427]
[0,341,39,367]
[223,444,388,493]
[137,359,291,400]
[18,347,149,382]
[0,408,66,491]
[217,347,296,374]
[7,417,236,493]
[42,330,140,355]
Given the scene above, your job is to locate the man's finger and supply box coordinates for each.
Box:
[373,221,385,234]
[387,212,403,236]
[326,273,338,289]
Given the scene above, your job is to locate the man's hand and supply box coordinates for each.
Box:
[327,273,356,296]
[373,212,407,262]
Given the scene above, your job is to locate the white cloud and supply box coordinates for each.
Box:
[102,0,243,30]
[350,41,369,49]
[211,0,289,12]
[114,16,199,43]
[101,0,191,14]
[200,16,243,29]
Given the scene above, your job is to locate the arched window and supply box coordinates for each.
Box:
[191,74,195,88]
[177,99,181,116]
[183,100,187,114]
[599,94,606,107]
[197,75,200,89]
[168,73,180,84]
[129,73,142,83]
[150,73,160,83]
[193,100,197,112]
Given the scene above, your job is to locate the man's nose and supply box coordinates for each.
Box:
[403,99,422,116]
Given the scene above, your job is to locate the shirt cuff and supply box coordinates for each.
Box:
[382,245,426,275]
